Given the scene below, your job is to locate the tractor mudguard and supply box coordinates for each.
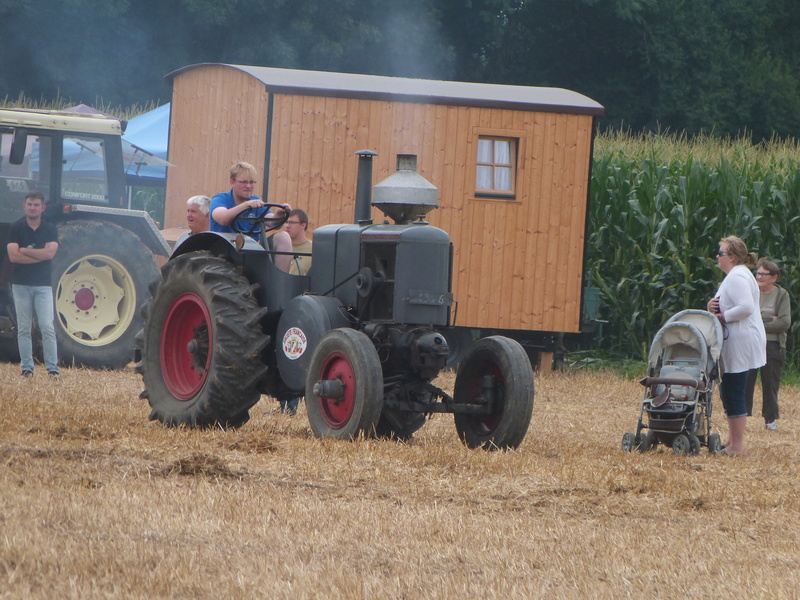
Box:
[276,295,353,393]
[171,230,265,258]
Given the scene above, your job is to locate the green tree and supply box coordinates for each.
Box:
[637,0,800,139]
[483,0,800,140]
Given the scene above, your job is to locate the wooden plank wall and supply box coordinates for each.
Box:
[268,93,594,333]
[166,65,594,333]
[165,66,271,230]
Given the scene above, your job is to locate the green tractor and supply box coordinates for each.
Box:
[0,108,170,369]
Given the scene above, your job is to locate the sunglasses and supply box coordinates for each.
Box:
[755,271,775,277]
[716,251,732,256]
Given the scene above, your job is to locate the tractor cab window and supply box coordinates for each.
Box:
[61,135,110,203]
[0,131,53,222]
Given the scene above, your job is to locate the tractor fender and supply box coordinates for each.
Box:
[170,231,265,260]
[59,205,171,257]
[170,232,310,315]
[276,295,353,393]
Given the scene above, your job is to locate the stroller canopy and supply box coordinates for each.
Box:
[648,310,723,371]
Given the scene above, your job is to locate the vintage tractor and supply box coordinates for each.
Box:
[138,153,534,449]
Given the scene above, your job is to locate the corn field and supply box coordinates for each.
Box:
[587,130,800,365]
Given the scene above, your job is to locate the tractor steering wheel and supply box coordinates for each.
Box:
[230,203,291,237]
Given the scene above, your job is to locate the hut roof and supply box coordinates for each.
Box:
[165,63,605,116]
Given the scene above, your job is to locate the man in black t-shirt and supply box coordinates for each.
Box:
[6,190,60,378]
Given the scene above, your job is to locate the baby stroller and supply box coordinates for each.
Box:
[622,309,724,456]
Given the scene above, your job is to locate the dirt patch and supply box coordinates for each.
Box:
[161,452,244,479]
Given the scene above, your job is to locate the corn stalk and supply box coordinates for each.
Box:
[588,133,800,364]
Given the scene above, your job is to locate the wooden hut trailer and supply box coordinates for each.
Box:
[163,63,604,368]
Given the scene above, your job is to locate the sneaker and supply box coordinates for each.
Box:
[765,421,778,431]
[20,370,32,379]
[48,371,60,379]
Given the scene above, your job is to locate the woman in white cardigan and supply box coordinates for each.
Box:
[707,236,766,455]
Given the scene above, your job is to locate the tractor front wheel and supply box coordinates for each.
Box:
[453,336,534,450]
[139,252,268,428]
[305,328,383,440]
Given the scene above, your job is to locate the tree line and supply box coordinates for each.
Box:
[3,0,800,141]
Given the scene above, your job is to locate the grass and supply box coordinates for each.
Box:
[1,93,160,120]
[2,362,799,598]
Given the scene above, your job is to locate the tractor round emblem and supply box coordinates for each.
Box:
[282,327,308,360]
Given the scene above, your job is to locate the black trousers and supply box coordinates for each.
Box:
[745,341,784,422]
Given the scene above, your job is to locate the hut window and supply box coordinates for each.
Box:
[476,137,515,196]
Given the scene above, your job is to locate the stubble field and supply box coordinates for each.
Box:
[1,363,798,599]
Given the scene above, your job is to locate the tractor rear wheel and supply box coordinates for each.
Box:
[453,336,534,450]
[139,252,268,428]
[53,220,159,369]
[305,328,383,440]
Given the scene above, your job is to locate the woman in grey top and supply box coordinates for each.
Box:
[745,258,791,431]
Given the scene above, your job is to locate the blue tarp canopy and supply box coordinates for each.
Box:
[61,103,171,187]
[121,103,171,187]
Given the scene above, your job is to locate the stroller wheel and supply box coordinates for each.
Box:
[688,434,701,456]
[621,432,636,452]
[707,433,723,455]
[637,431,655,452]
[672,434,691,456]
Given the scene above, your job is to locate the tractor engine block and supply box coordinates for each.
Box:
[364,324,450,381]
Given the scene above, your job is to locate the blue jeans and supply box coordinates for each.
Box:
[12,284,59,373]
[720,371,748,418]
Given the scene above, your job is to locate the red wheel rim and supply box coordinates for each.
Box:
[317,351,356,428]
[465,359,504,434]
[160,293,212,399]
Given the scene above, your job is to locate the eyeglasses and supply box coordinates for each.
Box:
[756,271,775,277]
[285,220,302,225]
[235,180,257,186]
[717,251,732,256]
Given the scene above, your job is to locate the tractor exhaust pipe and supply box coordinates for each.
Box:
[354,149,378,225]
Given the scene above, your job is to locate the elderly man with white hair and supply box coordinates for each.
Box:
[185,195,210,235]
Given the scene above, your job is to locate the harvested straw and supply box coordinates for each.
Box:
[1,363,797,598]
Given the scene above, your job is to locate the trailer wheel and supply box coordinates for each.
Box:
[139,253,268,428]
[443,328,475,369]
[453,336,534,450]
[376,409,427,441]
[53,220,158,369]
[305,328,383,440]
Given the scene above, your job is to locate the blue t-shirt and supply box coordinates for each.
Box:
[210,191,283,241]
[209,189,260,234]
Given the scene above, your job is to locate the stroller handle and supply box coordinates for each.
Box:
[639,376,709,392]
